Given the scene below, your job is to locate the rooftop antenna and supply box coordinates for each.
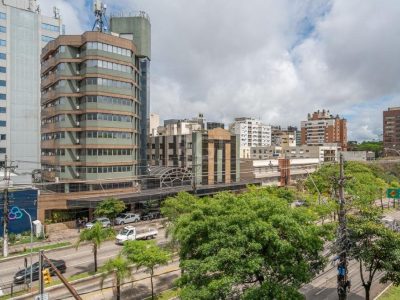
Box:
[53,7,60,19]
[92,0,108,32]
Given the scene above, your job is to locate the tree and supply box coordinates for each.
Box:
[348,210,400,300]
[162,189,332,299]
[76,222,115,272]
[95,197,126,224]
[123,240,170,299]
[101,254,132,300]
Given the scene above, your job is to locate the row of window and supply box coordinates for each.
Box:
[84,59,133,74]
[42,23,60,32]
[0,120,5,126]
[81,96,133,106]
[85,131,133,139]
[84,77,133,89]
[0,53,5,60]
[42,114,65,124]
[0,13,5,20]
[81,113,133,122]
[42,35,55,43]
[83,149,133,156]
[75,165,133,174]
[0,39,5,47]
[0,79,5,87]
[85,42,132,57]
[0,26,5,33]
[0,66,5,73]
[0,107,5,113]
[41,132,65,140]
[42,149,65,156]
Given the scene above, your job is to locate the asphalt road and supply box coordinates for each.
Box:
[0,225,167,296]
[301,210,400,300]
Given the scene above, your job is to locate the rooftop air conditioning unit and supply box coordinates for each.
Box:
[76,105,80,109]
[76,88,80,92]
[76,138,80,144]
[76,121,80,126]
[76,54,80,58]
[76,173,80,177]
[76,155,80,161]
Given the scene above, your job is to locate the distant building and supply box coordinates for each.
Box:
[383,107,400,156]
[0,0,62,174]
[250,144,339,162]
[340,151,375,162]
[271,126,296,147]
[147,128,240,186]
[301,110,347,150]
[229,117,271,159]
[148,113,160,136]
[207,122,224,130]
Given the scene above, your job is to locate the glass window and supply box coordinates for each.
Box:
[0,39,5,46]
[0,134,5,140]
[0,94,5,100]
[0,107,5,113]
[0,80,5,87]
[0,13,6,20]
[0,148,5,153]
[0,26,6,33]
[0,66,5,73]
[0,53,5,60]
[42,35,55,43]
[0,120,5,126]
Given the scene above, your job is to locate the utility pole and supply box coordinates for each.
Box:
[337,154,350,300]
[2,155,16,257]
[39,250,44,296]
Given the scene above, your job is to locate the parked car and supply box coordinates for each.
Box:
[115,213,141,225]
[85,217,111,229]
[140,211,161,221]
[14,259,66,284]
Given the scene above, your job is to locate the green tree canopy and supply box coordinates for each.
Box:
[76,222,115,272]
[94,197,126,222]
[123,240,170,299]
[102,254,132,300]
[162,189,332,299]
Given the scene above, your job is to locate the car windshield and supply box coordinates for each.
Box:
[119,228,130,235]
[118,214,127,218]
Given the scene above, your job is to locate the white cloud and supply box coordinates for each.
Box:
[37,0,400,141]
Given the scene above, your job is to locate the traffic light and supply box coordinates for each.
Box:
[42,268,52,284]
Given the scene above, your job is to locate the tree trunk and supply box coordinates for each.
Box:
[94,244,98,272]
[116,277,120,300]
[364,284,371,300]
[150,268,154,300]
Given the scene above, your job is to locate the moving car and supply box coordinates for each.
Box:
[115,213,141,225]
[85,217,111,229]
[115,226,158,244]
[14,259,66,284]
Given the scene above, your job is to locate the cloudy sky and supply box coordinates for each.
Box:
[38,0,400,141]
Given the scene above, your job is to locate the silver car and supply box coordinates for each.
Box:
[85,217,111,229]
[115,213,141,225]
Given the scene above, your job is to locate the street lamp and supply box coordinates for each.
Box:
[21,208,33,292]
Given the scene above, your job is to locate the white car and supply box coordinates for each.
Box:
[85,217,111,229]
[115,213,141,225]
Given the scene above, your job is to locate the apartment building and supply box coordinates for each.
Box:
[229,117,271,158]
[301,110,347,150]
[147,128,240,186]
[271,126,296,147]
[0,0,62,173]
[40,31,141,190]
[383,107,400,156]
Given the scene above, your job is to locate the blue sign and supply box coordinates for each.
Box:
[0,189,38,235]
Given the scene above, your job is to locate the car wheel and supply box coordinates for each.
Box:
[120,221,124,225]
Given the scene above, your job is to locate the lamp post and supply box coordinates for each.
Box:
[21,208,33,292]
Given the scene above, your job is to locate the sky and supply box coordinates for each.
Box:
[38,0,400,142]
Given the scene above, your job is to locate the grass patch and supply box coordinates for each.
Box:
[144,288,179,300]
[0,289,28,300]
[0,242,71,260]
[379,285,400,300]
[69,271,97,281]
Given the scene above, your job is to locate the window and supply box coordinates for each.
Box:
[0,107,5,113]
[0,80,5,87]
[41,23,59,32]
[0,120,5,126]
[0,134,5,140]
[0,39,5,46]
[42,35,55,43]
[0,53,5,60]
[0,13,6,20]
[0,26,6,33]
[0,66,5,73]
[0,148,5,153]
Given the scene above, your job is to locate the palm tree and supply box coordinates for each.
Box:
[76,222,115,272]
[102,255,132,300]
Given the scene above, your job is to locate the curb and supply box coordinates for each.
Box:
[373,283,393,300]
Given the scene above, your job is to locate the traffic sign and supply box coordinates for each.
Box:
[387,188,400,199]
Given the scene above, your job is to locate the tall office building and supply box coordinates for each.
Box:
[229,117,271,158]
[110,12,151,175]
[40,31,140,193]
[383,107,400,156]
[300,110,347,150]
[0,0,62,173]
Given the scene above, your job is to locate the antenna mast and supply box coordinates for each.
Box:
[92,0,108,32]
